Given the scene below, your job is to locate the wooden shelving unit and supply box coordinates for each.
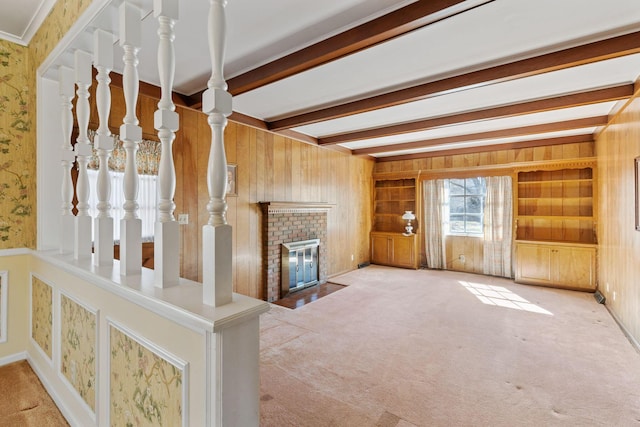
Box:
[515,168,595,244]
[514,165,597,291]
[371,175,419,269]
[373,178,416,232]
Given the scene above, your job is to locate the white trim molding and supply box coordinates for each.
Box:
[106,318,189,427]
[0,270,7,344]
[57,290,99,421]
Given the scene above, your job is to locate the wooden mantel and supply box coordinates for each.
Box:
[259,201,335,214]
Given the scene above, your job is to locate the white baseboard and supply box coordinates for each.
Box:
[0,351,27,366]
[26,353,85,427]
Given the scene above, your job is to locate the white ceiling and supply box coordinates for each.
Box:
[0,0,56,45]
[6,0,640,161]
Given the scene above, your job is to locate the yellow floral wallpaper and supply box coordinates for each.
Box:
[0,41,33,246]
[0,0,91,249]
[110,325,184,427]
[31,276,52,359]
[61,294,96,412]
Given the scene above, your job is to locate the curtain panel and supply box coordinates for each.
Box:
[482,175,513,278]
[423,179,446,269]
[87,129,161,175]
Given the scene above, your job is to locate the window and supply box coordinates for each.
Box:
[87,170,157,242]
[446,177,486,235]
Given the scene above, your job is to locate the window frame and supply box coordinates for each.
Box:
[445,177,486,237]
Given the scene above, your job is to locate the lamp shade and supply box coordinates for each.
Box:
[402,211,415,220]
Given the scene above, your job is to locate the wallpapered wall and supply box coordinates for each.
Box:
[31,275,52,359]
[0,41,33,246]
[61,293,96,412]
[0,0,91,249]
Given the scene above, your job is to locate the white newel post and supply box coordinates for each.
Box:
[202,1,263,425]
[119,1,143,275]
[202,0,233,307]
[59,66,76,254]
[154,0,180,287]
[74,50,93,260]
[93,29,115,266]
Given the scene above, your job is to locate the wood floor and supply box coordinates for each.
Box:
[272,282,346,309]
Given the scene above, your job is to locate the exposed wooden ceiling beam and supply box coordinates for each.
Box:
[319,84,632,145]
[351,115,607,155]
[184,0,493,108]
[268,30,640,131]
[225,0,492,96]
[375,134,594,162]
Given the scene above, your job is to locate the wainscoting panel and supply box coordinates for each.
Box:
[30,274,53,361]
[0,271,7,344]
[108,321,188,427]
[59,292,97,415]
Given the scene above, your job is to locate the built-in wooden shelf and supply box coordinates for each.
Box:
[373,177,417,233]
[514,166,597,292]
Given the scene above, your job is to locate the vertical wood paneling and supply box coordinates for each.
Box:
[596,95,640,345]
[170,107,373,299]
[376,141,596,277]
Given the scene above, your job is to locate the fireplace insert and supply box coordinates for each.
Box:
[281,239,320,294]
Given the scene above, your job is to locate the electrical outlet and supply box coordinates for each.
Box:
[351,254,354,261]
[613,291,617,301]
[606,283,610,292]
[459,254,465,263]
[178,214,189,225]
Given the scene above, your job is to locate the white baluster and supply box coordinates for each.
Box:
[119,1,143,275]
[74,50,93,261]
[153,0,180,287]
[93,29,115,266]
[202,0,233,307]
[59,66,76,255]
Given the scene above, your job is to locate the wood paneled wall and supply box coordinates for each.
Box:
[596,95,640,346]
[174,109,374,299]
[445,235,483,274]
[375,142,595,273]
[85,87,373,300]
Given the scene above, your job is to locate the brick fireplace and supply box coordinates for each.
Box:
[259,202,332,302]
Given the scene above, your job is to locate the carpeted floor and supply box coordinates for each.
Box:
[4,266,640,426]
[259,265,640,426]
[0,360,68,426]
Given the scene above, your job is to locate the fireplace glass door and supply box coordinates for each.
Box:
[282,239,320,295]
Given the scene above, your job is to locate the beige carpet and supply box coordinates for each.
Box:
[259,265,640,426]
[0,360,69,426]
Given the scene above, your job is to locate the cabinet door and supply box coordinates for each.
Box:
[371,234,391,265]
[516,243,552,284]
[552,246,595,290]
[391,236,415,268]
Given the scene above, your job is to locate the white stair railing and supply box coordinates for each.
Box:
[93,29,115,266]
[58,66,76,255]
[73,50,93,260]
[119,1,143,275]
[153,0,180,287]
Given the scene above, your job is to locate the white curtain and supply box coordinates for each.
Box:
[87,170,157,242]
[423,179,446,269]
[483,176,513,277]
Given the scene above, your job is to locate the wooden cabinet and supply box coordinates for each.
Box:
[370,232,418,269]
[514,163,597,291]
[515,241,596,291]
